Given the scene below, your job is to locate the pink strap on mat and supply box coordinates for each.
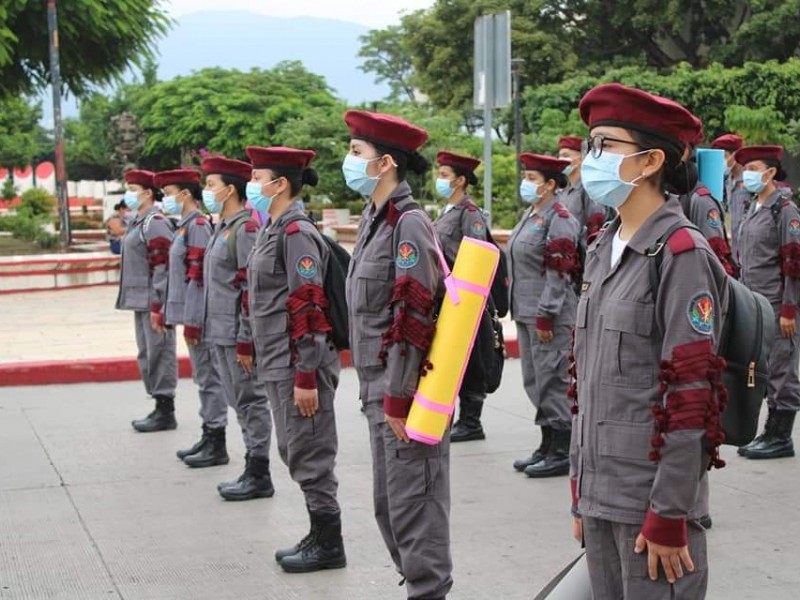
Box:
[413,391,455,415]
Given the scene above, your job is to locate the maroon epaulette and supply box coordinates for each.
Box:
[463,198,479,212]
[553,202,569,218]
[666,228,696,255]
[783,200,793,209]
[244,221,258,233]
[195,216,207,226]
[696,185,711,197]
[386,201,401,226]
[286,221,302,235]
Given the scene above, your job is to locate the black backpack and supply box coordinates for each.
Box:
[649,223,776,446]
[277,214,351,351]
[484,227,510,318]
[461,293,506,395]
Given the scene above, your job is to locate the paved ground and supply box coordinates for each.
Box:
[1,362,798,599]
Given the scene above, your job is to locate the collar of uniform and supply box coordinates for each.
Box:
[220,208,251,227]
[759,189,783,210]
[386,180,413,203]
[132,206,160,225]
[531,196,558,219]
[273,201,305,227]
[177,209,201,228]
[625,196,685,255]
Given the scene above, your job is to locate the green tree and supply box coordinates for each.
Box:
[724,105,793,146]
[0,0,170,98]
[358,26,418,103]
[64,93,115,180]
[0,96,47,168]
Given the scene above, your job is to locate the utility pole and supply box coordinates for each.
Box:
[47,0,71,248]
[512,58,524,203]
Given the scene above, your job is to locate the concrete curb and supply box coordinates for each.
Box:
[0,339,520,387]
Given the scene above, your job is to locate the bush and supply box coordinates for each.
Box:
[1,178,17,201]
[18,188,56,219]
[4,215,39,240]
[34,229,59,249]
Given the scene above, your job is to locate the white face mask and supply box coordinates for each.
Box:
[581,150,650,208]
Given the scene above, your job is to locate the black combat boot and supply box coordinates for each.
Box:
[738,408,776,456]
[275,506,318,563]
[280,511,347,573]
[450,397,486,442]
[525,428,571,478]
[184,427,229,468]
[741,409,796,460]
[513,426,552,472]
[177,424,210,460]
[217,453,249,492]
[218,455,275,501]
[131,396,177,433]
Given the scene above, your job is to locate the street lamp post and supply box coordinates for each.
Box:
[511,58,524,203]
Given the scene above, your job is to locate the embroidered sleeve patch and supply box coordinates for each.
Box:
[530,216,546,231]
[688,293,714,335]
[789,219,800,236]
[470,220,486,236]
[296,255,318,279]
[396,240,419,269]
[707,208,722,229]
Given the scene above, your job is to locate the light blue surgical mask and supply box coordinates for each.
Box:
[246,180,278,213]
[342,155,380,196]
[202,189,224,214]
[520,180,542,204]
[743,170,767,194]
[581,150,648,208]
[123,190,140,211]
[162,195,182,216]
[435,177,454,199]
[563,163,576,177]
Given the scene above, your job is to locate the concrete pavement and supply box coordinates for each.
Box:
[1,362,798,599]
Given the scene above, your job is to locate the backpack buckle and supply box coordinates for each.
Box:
[647,242,665,257]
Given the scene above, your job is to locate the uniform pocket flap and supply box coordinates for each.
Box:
[577,296,589,328]
[602,301,654,336]
[358,337,385,367]
[256,314,288,335]
[358,260,391,281]
[598,421,654,462]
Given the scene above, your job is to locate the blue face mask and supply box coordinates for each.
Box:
[581,150,647,208]
[202,189,224,214]
[435,178,454,199]
[519,180,542,204]
[563,163,576,177]
[342,155,380,196]
[246,180,277,213]
[123,190,140,211]
[743,170,767,194]
[162,195,182,216]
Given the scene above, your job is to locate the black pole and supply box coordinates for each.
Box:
[512,58,524,203]
[48,0,70,248]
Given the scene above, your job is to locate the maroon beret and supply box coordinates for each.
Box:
[124,169,155,188]
[246,146,316,170]
[200,156,253,180]
[520,153,571,173]
[154,169,201,188]
[344,110,428,154]
[734,145,784,166]
[436,151,480,173]
[711,134,744,152]
[558,136,583,152]
[579,83,701,150]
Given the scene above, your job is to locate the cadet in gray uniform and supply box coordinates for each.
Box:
[679,181,738,277]
[116,169,178,432]
[244,145,346,573]
[509,153,580,479]
[570,83,728,599]
[433,150,489,443]
[737,144,799,460]
[557,135,609,245]
[342,110,449,600]
[200,156,274,500]
[155,169,229,467]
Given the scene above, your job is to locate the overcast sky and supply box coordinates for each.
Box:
[164,0,435,28]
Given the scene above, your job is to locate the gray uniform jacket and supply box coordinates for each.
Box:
[116,207,174,313]
[682,184,737,277]
[246,202,338,387]
[202,209,258,353]
[507,199,580,332]
[433,196,488,265]
[570,198,729,548]
[345,181,442,418]
[164,210,213,335]
[739,189,800,319]
[557,179,608,244]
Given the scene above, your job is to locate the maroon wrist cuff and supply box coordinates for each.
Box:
[157,312,166,327]
[570,478,579,508]
[151,302,162,313]
[384,395,413,419]
[236,342,253,356]
[641,508,688,547]
[780,304,797,320]
[295,370,318,390]
[536,316,554,332]
[184,325,201,340]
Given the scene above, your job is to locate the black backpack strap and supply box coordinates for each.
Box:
[647,223,702,308]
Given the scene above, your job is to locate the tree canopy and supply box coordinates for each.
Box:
[0,96,49,169]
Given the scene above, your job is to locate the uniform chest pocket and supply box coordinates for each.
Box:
[600,300,657,389]
[355,260,392,314]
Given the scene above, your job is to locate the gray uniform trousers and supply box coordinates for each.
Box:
[214,344,271,459]
[583,516,708,600]
[360,367,453,600]
[768,311,800,412]
[516,320,572,431]
[188,342,227,428]
[265,363,341,514]
[133,311,177,399]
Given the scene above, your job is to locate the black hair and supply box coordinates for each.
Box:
[220,174,248,202]
[629,130,693,195]
[176,182,203,202]
[145,185,163,203]
[539,169,569,190]
[451,165,479,188]
[763,158,787,182]
[373,143,430,182]
[270,166,319,197]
